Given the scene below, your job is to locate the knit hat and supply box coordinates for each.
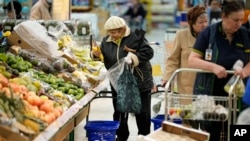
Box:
[104,16,126,30]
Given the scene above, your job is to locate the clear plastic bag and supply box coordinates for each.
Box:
[224,75,245,97]
[224,60,245,96]
[106,58,125,92]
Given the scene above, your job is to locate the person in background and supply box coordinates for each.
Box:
[162,5,208,95]
[123,0,147,31]
[207,0,221,24]
[242,14,250,29]
[92,16,154,141]
[29,0,52,20]
[3,0,22,19]
[188,0,250,140]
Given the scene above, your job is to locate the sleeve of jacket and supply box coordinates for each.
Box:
[135,38,154,63]
[163,30,182,81]
[30,6,42,20]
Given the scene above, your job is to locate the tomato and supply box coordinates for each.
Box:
[8,83,20,93]
[40,102,53,113]
[27,95,44,106]
[0,74,8,87]
[52,108,61,118]
[19,85,28,93]
[1,87,11,96]
[42,114,53,124]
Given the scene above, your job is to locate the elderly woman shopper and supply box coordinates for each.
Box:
[162,5,208,95]
[93,16,154,141]
[188,0,250,140]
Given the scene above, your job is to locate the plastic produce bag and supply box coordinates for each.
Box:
[106,58,126,92]
[116,62,141,114]
[13,20,61,60]
[224,60,245,96]
[224,76,245,97]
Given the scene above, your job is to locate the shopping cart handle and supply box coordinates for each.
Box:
[155,84,165,92]
[165,68,235,92]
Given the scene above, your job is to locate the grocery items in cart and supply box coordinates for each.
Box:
[165,68,241,141]
[167,94,229,121]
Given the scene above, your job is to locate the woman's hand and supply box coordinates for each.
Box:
[235,68,247,79]
[236,63,250,79]
[212,64,227,78]
[92,50,101,58]
[161,79,167,87]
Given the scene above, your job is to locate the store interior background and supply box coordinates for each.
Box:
[0,0,199,40]
[0,0,249,40]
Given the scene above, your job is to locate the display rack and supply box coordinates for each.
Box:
[0,19,109,140]
[150,0,176,29]
[33,78,109,141]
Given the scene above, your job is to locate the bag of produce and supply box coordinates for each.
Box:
[13,20,61,60]
[224,60,245,96]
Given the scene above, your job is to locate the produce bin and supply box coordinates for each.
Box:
[84,120,120,141]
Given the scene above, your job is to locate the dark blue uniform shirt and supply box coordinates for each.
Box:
[193,22,249,96]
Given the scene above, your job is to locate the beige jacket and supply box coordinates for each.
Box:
[163,28,196,94]
[30,0,52,20]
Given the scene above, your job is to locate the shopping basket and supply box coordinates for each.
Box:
[165,68,239,141]
[151,114,165,130]
[84,120,120,141]
[85,91,120,141]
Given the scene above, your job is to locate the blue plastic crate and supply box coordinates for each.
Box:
[84,120,120,141]
[151,115,165,130]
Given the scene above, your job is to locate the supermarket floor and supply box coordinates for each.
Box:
[72,27,175,141]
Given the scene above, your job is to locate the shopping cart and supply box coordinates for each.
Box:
[164,28,178,56]
[165,68,240,141]
[149,31,175,116]
[150,42,166,86]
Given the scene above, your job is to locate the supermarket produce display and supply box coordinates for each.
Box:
[0,20,106,141]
